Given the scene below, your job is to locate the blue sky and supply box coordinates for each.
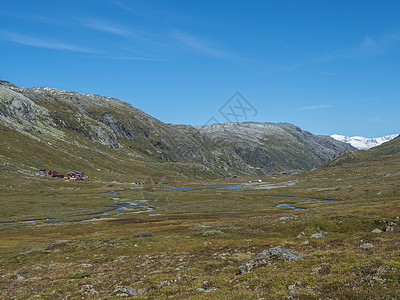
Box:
[0,0,399,137]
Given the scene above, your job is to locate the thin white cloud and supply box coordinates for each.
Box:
[299,104,333,111]
[280,30,400,72]
[0,10,62,25]
[114,56,168,62]
[0,30,98,53]
[171,30,237,60]
[319,72,337,76]
[368,116,391,124]
[109,0,141,15]
[1,10,132,37]
[80,18,131,36]
[313,31,400,64]
[362,36,378,49]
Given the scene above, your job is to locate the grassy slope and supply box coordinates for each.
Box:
[1,83,238,181]
[0,122,220,183]
[0,137,399,299]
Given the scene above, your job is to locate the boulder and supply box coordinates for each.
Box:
[279,215,298,221]
[46,240,70,250]
[196,281,217,292]
[312,263,330,275]
[238,247,302,274]
[360,243,374,249]
[385,222,396,232]
[296,231,306,238]
[311,232,327,238]
[287,281,312,296]
[111,286,146,297]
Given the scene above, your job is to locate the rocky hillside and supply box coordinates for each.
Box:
[197,123,355,174]
[0,81,355,180]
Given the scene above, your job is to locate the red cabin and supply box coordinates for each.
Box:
[48,169,57,176]
[67,171,86,180]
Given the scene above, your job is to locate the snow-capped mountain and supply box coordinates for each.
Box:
[331,134,399,150]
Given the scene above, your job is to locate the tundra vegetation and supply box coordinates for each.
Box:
[1,136,400,299]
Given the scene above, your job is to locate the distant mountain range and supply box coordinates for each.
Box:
[331,134,399,150]
[326,133,400,171]
[0,80,355,180]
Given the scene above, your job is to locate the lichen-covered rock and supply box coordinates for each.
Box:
[279,215,298,221]
[386,222,396,232]
[287,281,312,296]
[111,286,146,297]
[238,247,302,274]
[196,281,217,292]
[46,240,70,250]
[312,263,330,275]
[360,243,374,249]
[311,232,327,238]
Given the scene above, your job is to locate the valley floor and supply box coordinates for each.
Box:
[1,170,400,299]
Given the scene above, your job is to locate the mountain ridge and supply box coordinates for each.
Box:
[0,81,355,180]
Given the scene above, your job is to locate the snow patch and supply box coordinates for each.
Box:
[331,134,399,150]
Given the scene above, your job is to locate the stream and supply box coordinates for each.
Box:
[1,183,335,224]
[158,185,249,190]
[275,203,304,210]
[91,199,154,216]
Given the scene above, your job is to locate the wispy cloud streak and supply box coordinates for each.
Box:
[109,0,141,15]
[114,56,167,62]
[319,72,336,76]
[0,30,98,53]
[279,30,400,72]
[79,18,131,36]
[299,104,333,111]
[368,116,391,124]
[312,31,400,64]
[171,30,238,60]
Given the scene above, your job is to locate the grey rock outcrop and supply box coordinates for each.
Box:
[238,247,302,274]
[312,263,330,275]
[196,280,217,292]
[111,286,146,297]
[386,222,396,232]
[360,243,374,249]
[311,232,327,238]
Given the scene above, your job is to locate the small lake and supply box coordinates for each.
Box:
[281,196,334,202]
[158,185,249,191]
[275,196,334,210]
[275,203,304,210]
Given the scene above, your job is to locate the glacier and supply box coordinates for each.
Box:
[331,134,399,150]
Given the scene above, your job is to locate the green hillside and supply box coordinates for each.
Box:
[0,81,354,181]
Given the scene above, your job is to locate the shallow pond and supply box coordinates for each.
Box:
[275,203,304,210]
[158,185,249,191]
